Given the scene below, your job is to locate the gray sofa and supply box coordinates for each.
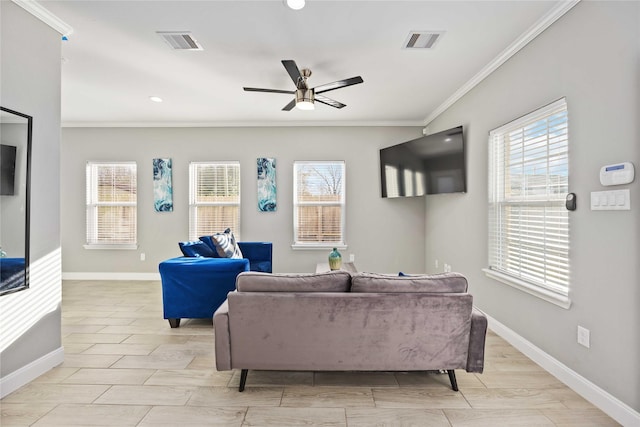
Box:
[213,270,487,391]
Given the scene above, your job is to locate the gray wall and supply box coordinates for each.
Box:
[424,1,639,411]
[0,2,62,376]
[61,126,426,275]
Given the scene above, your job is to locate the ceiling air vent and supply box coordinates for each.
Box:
[157,31,203,50]
[403,31,444,50]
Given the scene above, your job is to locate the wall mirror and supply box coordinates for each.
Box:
[0,107,32,296]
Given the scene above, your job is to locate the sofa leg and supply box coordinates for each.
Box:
[239,369,248,392]
[447,370,459,391]
[168,318,180,328]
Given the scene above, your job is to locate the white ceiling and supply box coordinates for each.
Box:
[40,0,568,127]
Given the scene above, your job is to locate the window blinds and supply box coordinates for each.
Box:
[86,162,137,245]
[293,161,345,245]
[488,98,569,295]
[189,162,241,240]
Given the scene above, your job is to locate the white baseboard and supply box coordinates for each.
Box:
[0,347,64,398]
[486,313,640,427]
[62,272,161,281]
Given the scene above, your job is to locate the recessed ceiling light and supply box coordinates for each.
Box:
[285,0,305,10]
[149,96,163,103]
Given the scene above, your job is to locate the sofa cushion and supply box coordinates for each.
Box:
[351,272,468,293]
[178,241,217,258]
[207,228,243,259]
[236,270,352,293]
[250,260,272,273]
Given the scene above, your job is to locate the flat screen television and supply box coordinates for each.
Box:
[1,144,17,196]
[380,126,465,197]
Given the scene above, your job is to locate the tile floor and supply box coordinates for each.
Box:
[1,280,620,426]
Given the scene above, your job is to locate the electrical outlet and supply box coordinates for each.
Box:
[577,326,590,348]
[444,263,451,273]
[140,253,146,261]
[349,254,355,263]
[435,259,439,268]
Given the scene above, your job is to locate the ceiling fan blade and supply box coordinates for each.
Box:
[314,76,363,94]
[243,87,295,94]
[282,99,296,111]
[282,60,306,89]
[315,94,346,109]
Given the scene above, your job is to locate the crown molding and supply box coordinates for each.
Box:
[423,0,580,126]
[61,120,425,128]
[12,0,73,36]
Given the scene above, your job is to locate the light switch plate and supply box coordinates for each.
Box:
[590,189,630,210]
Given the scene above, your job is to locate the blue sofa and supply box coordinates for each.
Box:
[159,240,272,328]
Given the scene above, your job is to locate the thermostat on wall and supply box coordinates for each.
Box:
[600,162,634,186]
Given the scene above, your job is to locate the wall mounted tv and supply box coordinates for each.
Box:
[380,125,465,198]
[1,144,17,196]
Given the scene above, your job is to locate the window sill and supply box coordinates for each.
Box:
[291,243,347,251]
[84,244,138,250]
[482,268,571,309]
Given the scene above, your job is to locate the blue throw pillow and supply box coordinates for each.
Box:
[179,241,217,258]
[198,235,218,255]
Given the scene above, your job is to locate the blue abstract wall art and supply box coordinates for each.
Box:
[257,157,276,212]
[153,158,173,212]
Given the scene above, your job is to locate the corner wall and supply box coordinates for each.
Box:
[424,1,639,414]
[61,126,426,275]
[0,2,63,391]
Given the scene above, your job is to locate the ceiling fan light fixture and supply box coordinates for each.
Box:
[285,0,305,10]
[295,89,315,110]
[296,100,314,110]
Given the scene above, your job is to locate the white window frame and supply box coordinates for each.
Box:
[188,161,241,241]
[292,161,346,250]
[483,98,571,308]
[85,161,138,250]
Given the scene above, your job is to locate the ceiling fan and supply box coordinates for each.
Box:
[243,60,363,111]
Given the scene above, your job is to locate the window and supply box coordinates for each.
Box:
[293,161,346,248]
[485,98,570,308]
[85,162,137,249]
[189,162,241,240]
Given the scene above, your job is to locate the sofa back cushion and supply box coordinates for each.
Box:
[236,271,351,293]
[351,272,468,293]
[178,241,217,258]
[237,242,273,273]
